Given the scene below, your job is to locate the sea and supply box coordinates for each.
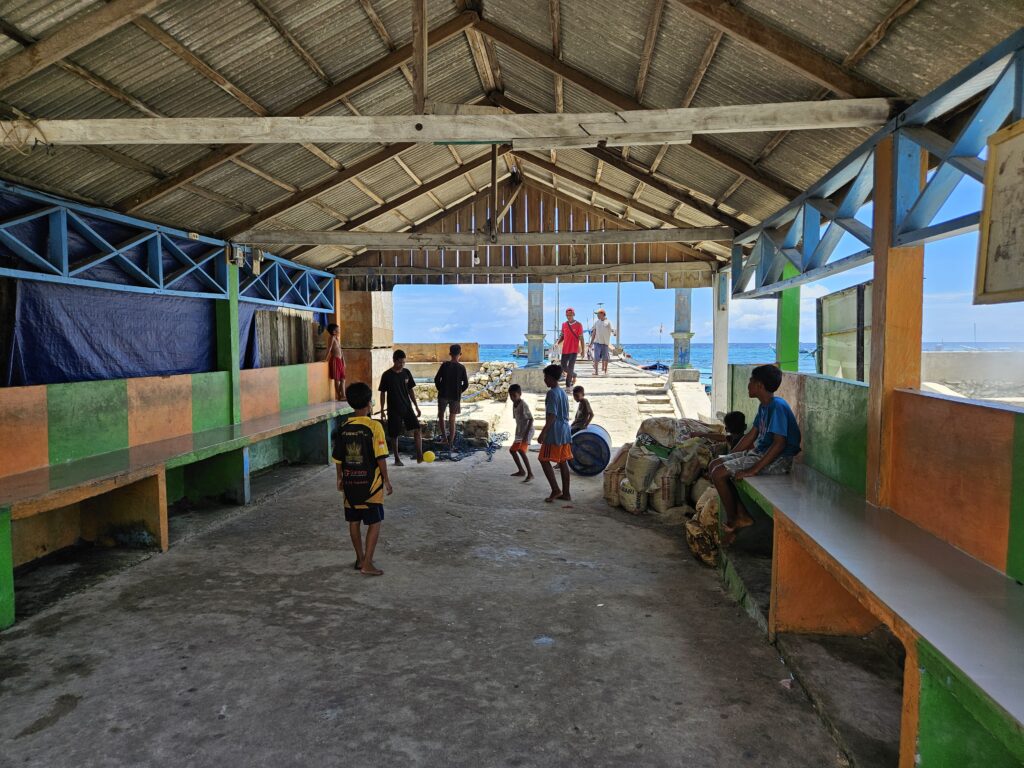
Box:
[476,341,1022,387]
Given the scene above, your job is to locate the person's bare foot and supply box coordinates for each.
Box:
[523,474,534,483]
[360,565,384,576]
[394,458,404,467]
[559,493,572,501]
[352,559,361,570]
[510,470,526,477]
[545,492,560,502]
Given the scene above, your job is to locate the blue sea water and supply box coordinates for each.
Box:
[477,342,818,386]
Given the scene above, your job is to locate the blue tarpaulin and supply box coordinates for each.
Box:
[4,282,263,386]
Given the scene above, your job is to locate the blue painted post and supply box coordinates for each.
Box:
[671,288,693,369]
[526,281,545,366]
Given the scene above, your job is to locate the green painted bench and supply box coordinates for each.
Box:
[741,467,1024,766]
[0,400,352,629]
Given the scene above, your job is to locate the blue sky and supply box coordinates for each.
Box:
[393,177,1024,345]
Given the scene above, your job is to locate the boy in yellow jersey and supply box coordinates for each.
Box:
[333,382,392,576]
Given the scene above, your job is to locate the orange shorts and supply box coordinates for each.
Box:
[510,441,530,453]
[539,443,573,463]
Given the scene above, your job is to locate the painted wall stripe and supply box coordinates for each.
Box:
[1008,412,1024,582]
[47,379,128,464]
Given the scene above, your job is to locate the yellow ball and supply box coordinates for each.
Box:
[423,450,436,463]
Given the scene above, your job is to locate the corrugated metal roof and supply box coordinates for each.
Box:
[0,0,1016,269]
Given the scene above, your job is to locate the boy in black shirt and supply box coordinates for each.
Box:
[434,344,469,452]
[378,349,423,465]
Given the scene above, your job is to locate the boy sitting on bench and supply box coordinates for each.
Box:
[707,364,801,542]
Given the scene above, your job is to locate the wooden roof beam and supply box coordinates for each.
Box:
[250,0,331,85]
[0,0,163,92]
[624,0,665,161]
[473,17,802,201]
[675,1,890,99]
[411,0,428,113]
[116,10,478,212]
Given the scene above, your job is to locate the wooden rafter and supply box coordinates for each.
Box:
[754,0,920,165]
[250,0,330,85]
[411,0,428,113]
[650,29,722,173]
[358,0,416,89]
[0,0,163,92]
[116,11,478,212]
[335,262,711,278]
[634,0,665,104]
[473,18,802,200]
[676,1,889,99]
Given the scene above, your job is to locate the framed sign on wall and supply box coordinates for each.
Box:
[976,119,1024,304]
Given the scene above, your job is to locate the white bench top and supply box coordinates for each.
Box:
[746,467,1024,727]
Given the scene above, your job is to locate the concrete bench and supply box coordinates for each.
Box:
[739,466,1024,765]
[0,399,351,629]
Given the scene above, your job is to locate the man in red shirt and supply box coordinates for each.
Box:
[557,307,585,391]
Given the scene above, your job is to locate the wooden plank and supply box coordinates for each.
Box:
[634,0,666,103]
[676,1,888,98]
[334,261,711,277]
[411,0,428,113]
[0,0,162,92]
[251,0,330,84]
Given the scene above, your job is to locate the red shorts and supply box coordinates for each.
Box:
[330,357,346,381]
[539,443,573,463]
[510,441,529,453]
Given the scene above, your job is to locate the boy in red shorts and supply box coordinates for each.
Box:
[537,364,573,503]
[508,383,534,482]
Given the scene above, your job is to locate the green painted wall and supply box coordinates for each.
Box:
[0,507,13,629]
[278,365,309,412]
[729,365,760,427]
[917,639,1024,766]
[191,371,233,432]
[249,436,285,472]
[1009,413,1024,582]
[166,465,185,505]
[47,379,128,464]
[800,376,868,493]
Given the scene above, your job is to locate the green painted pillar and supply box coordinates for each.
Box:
[776,262,800,372]
[0,507,14,630]
[216,261,242,424]
[1008,412,1024,581]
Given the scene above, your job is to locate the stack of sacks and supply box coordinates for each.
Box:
[603,443,631,507]
[685,486,722,567]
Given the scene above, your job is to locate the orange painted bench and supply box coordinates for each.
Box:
[742,467,1024,766]
[0,400,351,629]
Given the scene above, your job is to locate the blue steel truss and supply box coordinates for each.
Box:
[238,248,335,313]
[732,29,1024,299]
[0,180,333,312]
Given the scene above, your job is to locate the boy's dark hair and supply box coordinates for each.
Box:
[327,323,339,334]
[393,349,406,361]
[723,411,747,434]
[346,382,372,409]
[751,364,783,393]
[508,383,522,395]
[449,344,461,356]
[573,385,585,395]
[543,363,563,381]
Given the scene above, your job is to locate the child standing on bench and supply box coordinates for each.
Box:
[333,382,392,577]
[708,364,801,542]
[325,323,346,402]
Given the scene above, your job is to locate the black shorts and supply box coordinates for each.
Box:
[386,410,420,438]
[560,353,578,381]
[345,503,384,525]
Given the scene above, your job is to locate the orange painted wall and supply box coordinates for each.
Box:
[127,375,194,447]
[240,367,280,421]
[0,385,49,477]
[307,362,331,404]
[889,390,1013,570]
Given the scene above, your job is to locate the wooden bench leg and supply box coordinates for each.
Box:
[769,514,881,639]
[283,420,333,465]
[80,472,168,553]
[0,506,14,630]
[182,447,251,505]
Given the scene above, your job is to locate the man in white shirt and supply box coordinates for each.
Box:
[589,308,616,375]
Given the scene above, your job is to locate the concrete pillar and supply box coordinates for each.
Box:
[671,287,693,369]
[711,269,730,417]
[526,281,544,366]
[776,262,800,372]
[338,289,394,389]
[0,506,13,629]
[215,261,241,424]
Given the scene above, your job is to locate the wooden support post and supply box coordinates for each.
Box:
[216,257,242,424]
[80,472,169,553]
[866,135,924,508]
[776,262,800,371]
[0,507,13,629]
[412,0,428,114]
[489,143,498,241]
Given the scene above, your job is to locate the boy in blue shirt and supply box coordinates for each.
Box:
[708,364,801,542]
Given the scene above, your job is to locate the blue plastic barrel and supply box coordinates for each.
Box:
[568,424,612,476]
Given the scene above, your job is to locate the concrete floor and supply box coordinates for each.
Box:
[0,444,849,767]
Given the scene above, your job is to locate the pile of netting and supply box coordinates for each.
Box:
[397,431,510,462]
